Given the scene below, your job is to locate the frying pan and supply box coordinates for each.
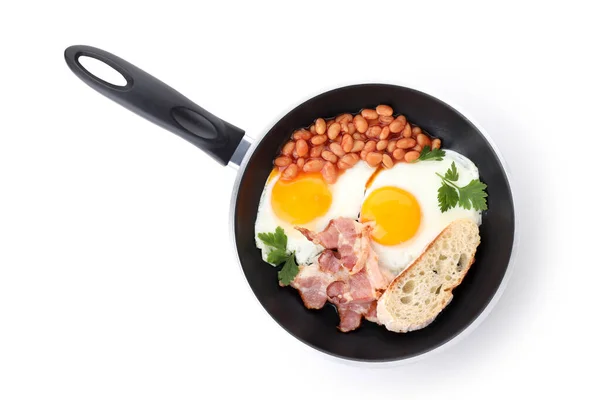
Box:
[64,45,516,364]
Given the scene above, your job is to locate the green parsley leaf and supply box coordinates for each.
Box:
[438,182,459,212]
[278,254,299,286]
[257,226,287,251]
[458,179,488,211]
[417,145,446,162]
[258,227,300,285]
[435,166,488,213]
[444,161,459,181]
[266,248,289,265]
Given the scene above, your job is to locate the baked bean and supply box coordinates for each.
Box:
[348,122,356,135]
[402,123,412,138]
[321,162,337,184]
[337,160,351,170]
[376,104,393,116]
[361,109,378,120]
[389,120,402,133]
[368,118,380,126]
[387,140,397,153]
[341,121,349,133]
[282,141,295,156]
[351,140,365,152]
[330,142,345,157]
[321,150,338,163]
[392,148,406,160]
[366,126,382,138]
[310,144,325,158]
[382,154,394,169]
[296,139,309,156]
[379,115,394,126]
[380,126,390,140]
[416,133,432,148]
[328,122,341,140]
[303,159,325,172]
[293,129,312,140]
[376,140,388,151]
[315,118,326,135]
[397,138,417,149]
[341,134,354,152]
[282,164,298,180]
[275,156,292,167]
[335,113,353,124]
[389,115,407,133]
[341,114,353,124]
[364,140,377,153]
[404,151,420,163]
[341,153,360,167]
[279,110,438,176]
[353,115,368,133]
[311,135,327,146]
[366,152,383,167]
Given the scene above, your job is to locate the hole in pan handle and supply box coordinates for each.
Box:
[64,45,245,166]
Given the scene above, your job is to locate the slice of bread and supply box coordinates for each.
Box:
[377,219,481,333]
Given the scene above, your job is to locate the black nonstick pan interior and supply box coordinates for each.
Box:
[234,84,515,362]
[64,46,515,363]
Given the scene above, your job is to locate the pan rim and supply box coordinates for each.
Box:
[228,81,520,366]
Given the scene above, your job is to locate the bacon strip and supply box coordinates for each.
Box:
[297,218,373,274]
[337,302,375,333]
[291,218,392,332]
[290,264,332,309]
[318,250,341,274]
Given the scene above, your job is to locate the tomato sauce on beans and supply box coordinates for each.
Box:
[274,105,442,183]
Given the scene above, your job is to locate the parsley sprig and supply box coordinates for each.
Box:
[257,227,299,286]
[416,145,445,162]
[436,162,488,212]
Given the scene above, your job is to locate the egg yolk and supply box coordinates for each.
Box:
[271,172,332,225]
[360,186,421,245]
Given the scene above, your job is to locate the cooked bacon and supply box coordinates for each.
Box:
[290,264,332,309]
[291,218,392,332]
[348,268,377,302]
[297,218,373,274]
[318,250,341,274]
[364,301,379,323]
[364,248,393,291]
[326,280,348,304]
[337,302,373,332]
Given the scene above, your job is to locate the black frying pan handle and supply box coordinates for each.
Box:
[64,45,244,166]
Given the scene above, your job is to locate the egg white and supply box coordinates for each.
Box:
[255,161,375,265]
[364,150,482,275]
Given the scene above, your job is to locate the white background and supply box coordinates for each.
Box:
[1,1,598,399]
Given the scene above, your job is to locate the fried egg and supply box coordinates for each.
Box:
[360,150,481,274]
[255,161,375,265]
